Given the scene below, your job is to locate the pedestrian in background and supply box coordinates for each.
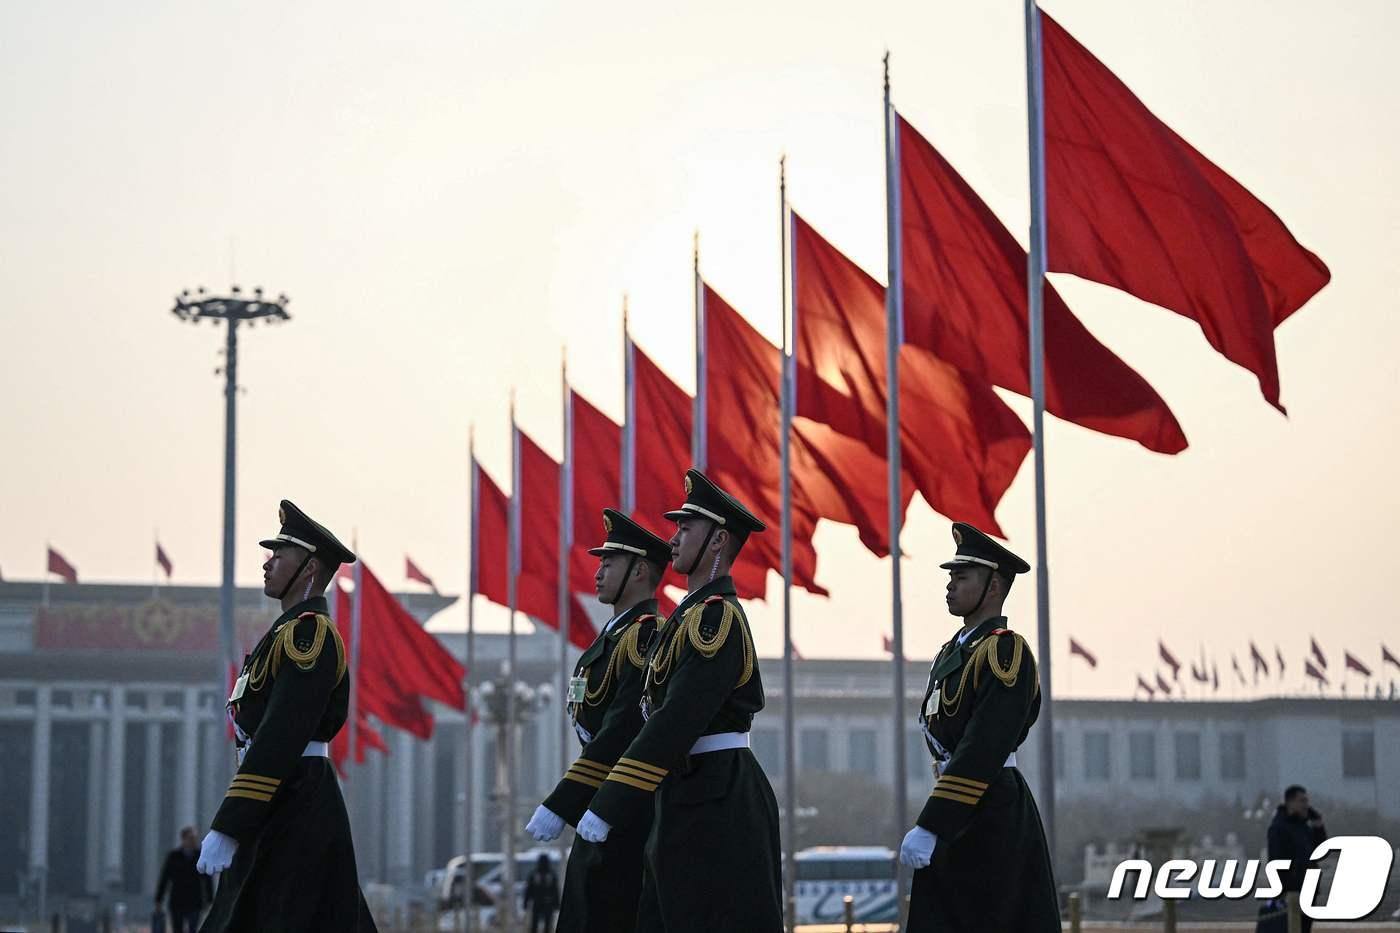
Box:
[522,853,560,933]
[1261,784,1328,933]
[155,826,212,933]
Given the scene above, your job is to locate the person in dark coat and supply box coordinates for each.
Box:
[525,508,668,933]
[197,500,378,933]
[1265,785,1328,932]
[899,522,1059,933]
[156,826,213,932]
[522,854,562,933]
[578,470,784,933]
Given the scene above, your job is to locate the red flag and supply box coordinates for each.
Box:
[1345,652,1372,677]
[516,429,597,650]
[471,459,510,608]
[47,547,77,584]
[155,543,173,580]
[897,113,1185,453]
[1041,11,1330,411]
[1383,644,1400,670]
[330,704,388,769]
[1304,659,1328,685]
[405,556,437,592]
[1157,640,1181,678]
[1212,663,1220,692]
[1249,642,1269,678]
[1135,675,1155,698]
[792,213,1030,535]
[792,643,804,662]
[1231,655,1247,686]
[1275,646,1286,679]
[706,283,902,561]
[1155,672,1172,696]
[1191,662,1209,685]
[1069,638,1097,668]
[336,561,466,741]
[882,634,893,655]
[568,389,624,641]
[1310,637,1328,669]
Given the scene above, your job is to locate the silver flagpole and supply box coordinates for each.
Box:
[882,53,910,897]
[622,296,635,514]
[505,400,521,930]
[465,434,479,933]
[779,157,798,933]
[693,235,707,471]
[1023,0,1055,857]
[349,543,364,770]
[558,351,574,869]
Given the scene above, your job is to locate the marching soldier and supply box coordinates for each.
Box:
[577,469,783,933]
[898,522,1058,932]
[524,508,669,933]
[197,500,377,933]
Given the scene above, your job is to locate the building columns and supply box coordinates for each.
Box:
[102,686,126,889]
[178,687,200,829]
[85,716,105,894]
[28,686,52,910]
[142,720,164,894]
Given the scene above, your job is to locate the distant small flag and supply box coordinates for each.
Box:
[405,556,438,592]
[1232,654,1247,686]
[1383,644,1400,670]
[882,634,893,655]
[1249,642,1269,681]
[156,543,173,579]
[1212,663,1220,691]
[1155,672,1172,696]
[47,547,78,584]
[1344,652,1372,677]
[1305,659,1328,685]
[1136,675,1155,698]
[1191,662,1209,684]
[1310,637,1328,669]
[1158,641,1181,679]
[792,642,804,661]
[1275,645,1286,679]
[1069,638,1098,668]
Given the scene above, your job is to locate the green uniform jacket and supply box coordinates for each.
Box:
[542,600,657,933]
[590,577,783,933]
[200,596,377,933]
[907,616,1057,933]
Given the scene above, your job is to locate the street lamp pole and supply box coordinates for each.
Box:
[172,286,291,694]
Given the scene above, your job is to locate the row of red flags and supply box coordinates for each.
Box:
[469,10,1327,650]
[1121,639,1400,697]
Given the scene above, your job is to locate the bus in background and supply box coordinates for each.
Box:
[795,846,898,925]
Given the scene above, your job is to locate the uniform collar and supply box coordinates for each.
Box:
[609,598,659,632]
[272,595,328,629]
[672,576,736,618]
[957,616,1006,649]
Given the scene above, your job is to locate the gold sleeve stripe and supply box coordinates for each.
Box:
[604,771,662,792]
[563,772,604,789]
[609,763,663,786]
[930,788,982,806]
[226,788,274,803]
[617,757,667,778]
[230,774,281,789]
[936,774,987,791]
[934,785,983,802]
[568,760,612,778]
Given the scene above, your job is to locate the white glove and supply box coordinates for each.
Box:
[196,829,238,875]
[899,826,937,869]
[577,810,611,843]
[526,805,566,842]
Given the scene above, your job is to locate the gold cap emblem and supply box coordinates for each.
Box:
[602,512,613,533]
[684,474,693,494]
[278,506,287,525]
[951,526,963,546]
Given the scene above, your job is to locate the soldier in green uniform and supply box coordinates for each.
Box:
[524,508,669,933]
[197,500,378,933]
[576,470,783,933]
[898,522,1058,932]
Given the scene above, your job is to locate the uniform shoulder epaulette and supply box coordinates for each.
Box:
[272,612,347,683]
[969,628,1029,690]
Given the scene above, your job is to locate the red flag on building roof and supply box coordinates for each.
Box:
[896,112,1185,454]
[1310,637,1328,669]
[1304,659,1328,686]
[1155,672,1172,696]
[1040,10,1330,411]
[791,213,1030,536]
[1275,646,1286,679]
[1249,642,1269,679]
[1158,640,1181,678]
[1383,644,1400,670]
[1345,652,1372,677]
[47,546,77,584]
[405,557,437,592]
[882,634,894,655]
[471,458,510,609]
[1212,663,1220,692]
[155,543,173,579]
[1191,662,1210,685]
[1136,675,1155,698]
[1069,638,1097,668]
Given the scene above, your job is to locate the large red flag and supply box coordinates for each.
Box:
[568,390,622,635]
[471,459,510,608]
[516,429,595,650]
[705,282,898,562]
[792,214,1030,536]
[47,547,77,584]
[1041,10,1330,411]
[897,114,1185,454]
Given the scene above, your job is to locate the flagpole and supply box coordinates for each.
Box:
[693,235,707,471]
[622,296,635,514]
[1024,0,1056,855]
[558,350,573,870]
[779,156,798,933]
[506,396,521,929]
[465,430,479,933]
[882,54,910,893]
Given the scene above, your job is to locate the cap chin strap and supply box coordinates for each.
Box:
[605,555,639,607]
[677,522,719,577]
[274,551,315,601]
[969,568,997,618]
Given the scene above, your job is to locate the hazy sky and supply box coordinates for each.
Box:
[2,1,1397,697]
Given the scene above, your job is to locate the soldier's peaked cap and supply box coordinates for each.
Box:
[588,508,672,567]
[258,499,357,565]
[663,469,765,537]
[938,521,1029,575]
